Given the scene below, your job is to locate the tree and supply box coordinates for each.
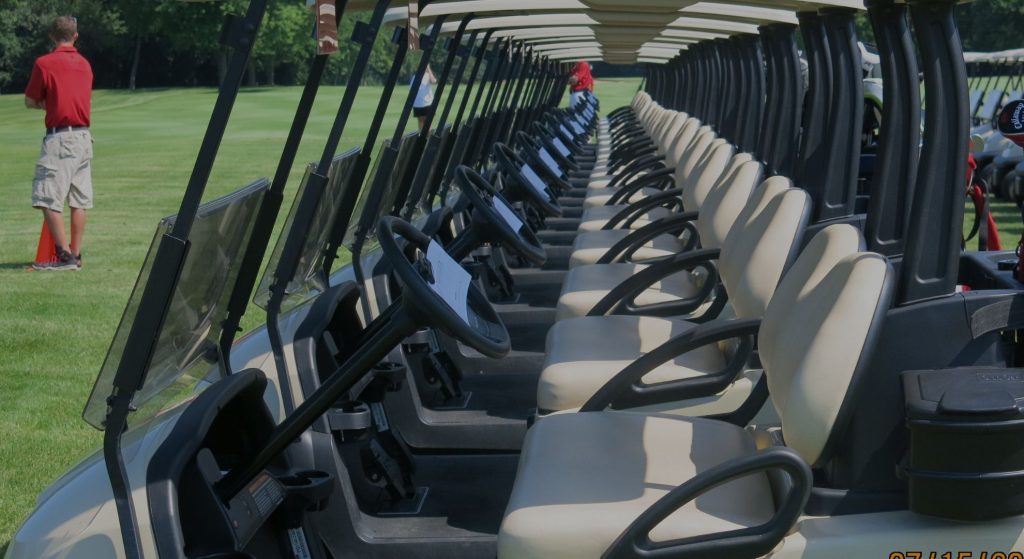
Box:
[252,0,312,85]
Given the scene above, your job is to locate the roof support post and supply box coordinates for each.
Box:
[863,0,921,257]
[686,50,700,116]
[699,43,715,123]
[756,26,779,168]
[713,39,730,133]
[767,23,803,178]
[816,8,864,221]
[738,35,765,155]
[719,38,743,142]
[899,0,970,304]
[696,44,712,121]
[455,30,495,130]
[673,55,686,112]
[795,11,833,202]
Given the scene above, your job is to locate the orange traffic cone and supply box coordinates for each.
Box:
[32,222,58,269]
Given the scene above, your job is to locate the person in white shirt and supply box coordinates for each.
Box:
[412,64,437,131]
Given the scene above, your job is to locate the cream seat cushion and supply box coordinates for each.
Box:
[498,412,774,559]
[537,315,728,412]
[577,204,673,232]
[568,229,684,268]
[556,263,700,320]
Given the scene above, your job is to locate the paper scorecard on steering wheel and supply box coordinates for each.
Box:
[426,240,471,324]
[570,120,585,135]
[520,164,551,199]
[539,148,562,176]
[492,196,525,233]
[560,124,573,138]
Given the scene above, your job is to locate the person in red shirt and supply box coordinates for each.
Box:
[567,60,594,109]
[24,15,94,271]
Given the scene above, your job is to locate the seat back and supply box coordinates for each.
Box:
[656,113,689,153]
[663,118,702,169]
[759,225,892,466]
[694,155,761,248]
[716,184,811,319]
[645,107,672,138]
[680,141,733,211]
[675,126,716,182]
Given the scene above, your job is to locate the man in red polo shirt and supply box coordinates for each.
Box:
[567,60,594,109]
[24,15,93,271]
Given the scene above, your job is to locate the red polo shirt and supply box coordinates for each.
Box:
[25,45,93,129]
[570,61,594,93]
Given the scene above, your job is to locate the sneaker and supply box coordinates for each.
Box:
[37,247,78,272]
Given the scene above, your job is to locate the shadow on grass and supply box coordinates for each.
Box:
[1,541,9,556]
[0,262,35,271]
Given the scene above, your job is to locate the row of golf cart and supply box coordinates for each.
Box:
[9,0,1024,558]
[968,49,1024,207]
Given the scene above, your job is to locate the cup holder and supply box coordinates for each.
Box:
[326,400,371,432]
[279,469,334,513]
[373,361,407,386]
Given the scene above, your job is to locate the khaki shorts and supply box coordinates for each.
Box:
[32,130,93,212]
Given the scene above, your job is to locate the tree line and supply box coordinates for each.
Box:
[0,0,426,94]
[1,0,1021,95]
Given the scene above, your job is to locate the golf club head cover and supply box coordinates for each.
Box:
[997,99,1024,147]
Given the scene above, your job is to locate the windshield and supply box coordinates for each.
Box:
[83,179,269,430]
[253,148,360,311]
[344,131,419,248]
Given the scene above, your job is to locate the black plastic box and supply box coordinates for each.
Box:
[902,367,1024,521]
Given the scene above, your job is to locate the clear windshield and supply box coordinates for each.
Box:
[343,131,419,249]
[253,148,360,311]
[83,179,269,430]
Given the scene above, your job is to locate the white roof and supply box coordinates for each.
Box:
[964,48,1024,63]
[369,0,866,64]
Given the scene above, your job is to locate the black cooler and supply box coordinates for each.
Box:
[902,367,1024,521]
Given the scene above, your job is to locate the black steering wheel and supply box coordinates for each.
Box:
[378,216,510,358]
[452,165,547,267]
[515,131,573,193]
[531,122,578,173]
[492,142,563,217]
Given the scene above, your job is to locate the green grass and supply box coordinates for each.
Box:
[0,77,641,551]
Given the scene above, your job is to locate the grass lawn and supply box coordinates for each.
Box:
[0,77,641,551]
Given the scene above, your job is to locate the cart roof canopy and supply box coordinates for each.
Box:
[370,0,863,64]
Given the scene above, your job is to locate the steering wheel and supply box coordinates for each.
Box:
[453,165,547,267]
[377,216,510,358]
[515,131,573,193]
[531,122,578,173]
[492,142,563,217]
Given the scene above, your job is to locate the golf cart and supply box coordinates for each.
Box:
[9,0,1024,558]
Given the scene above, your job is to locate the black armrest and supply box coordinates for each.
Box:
[607,106,632,119]
[597,211,699,264]
[581,316,757,411]
[604,188,685,230]
[607,167,675,205]
[607,155,668,189]
[610,143,656,170]
[587,247,720,319]
[602,447,812,559]
[611,134,653,155]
